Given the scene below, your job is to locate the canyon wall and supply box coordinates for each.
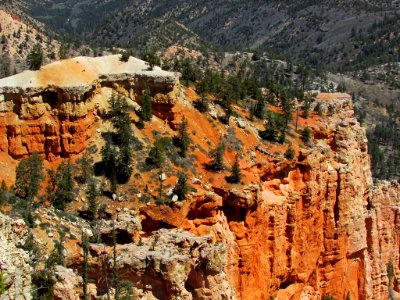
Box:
[0,55,178,160]
[0,56,398,300]
[139,94,400,299]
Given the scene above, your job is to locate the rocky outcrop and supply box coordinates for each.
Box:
[0,213,31,299]
[0,85,398,300]
[0,55,179,159]
[137,93,398,300]
[85,228,235,300]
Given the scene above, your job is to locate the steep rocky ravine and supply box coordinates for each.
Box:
[0,56,399,300]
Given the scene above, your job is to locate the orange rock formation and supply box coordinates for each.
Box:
[0,57,398,300]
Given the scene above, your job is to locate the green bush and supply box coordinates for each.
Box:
[301,127,312,143]
[284,147,295,160]
[0,272,7,295]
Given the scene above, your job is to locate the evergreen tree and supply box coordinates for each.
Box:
[31,269,56,300]
[78,151,93,184]
[52,160,74,211]
[116,145,133,184]
[120,49,133,62]
[174,172,188,201]
[285,147,296,160]
[15,152,44,201]
[208,142,225,171]
[259,111,281,142]
[147,139,165,168]
[253,89,266,119]
[141,50,160,70]
[87,178,98,221]
[27,44,43,70]
[106,93,134,184]
[58,43,68,59]
[227,154,242,183]
[302,127,312,143]
[139,88,152,123]
[174,116,190,158]
[46,230,65,269]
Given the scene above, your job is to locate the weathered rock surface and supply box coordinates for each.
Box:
[0,213,31,299]
[86,229,236,300]
[0,55,178,159]
[137,93,399,300]
[0,83,399,300]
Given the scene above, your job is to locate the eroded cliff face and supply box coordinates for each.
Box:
[0,55,178,160]
[1,58,398,300]
[138,93,399,300]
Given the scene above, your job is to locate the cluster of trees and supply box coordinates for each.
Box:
[367,108,400,180]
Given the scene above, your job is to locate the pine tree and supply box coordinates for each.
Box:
[15,152,44,227]
[259,111,280,142]
[175,116,190,158]
[174,172,188,201]
[104,94,134,184]
[208,142,225,171]
[27,44,43,70]
[15,152,44,201]
[58,43,68,59]
[87,178,98,221]
[147,139,165,168]
[253,89,266,119]
[227,154,242,183]
[78,151,93,184]
[120,49,133,62]
[52,160,74,211]
[302,127,312,143]
[116,145,133,184]
[139,88,152,122]
[46,230,65,269]
[284,147,296,160]
[141,51,160,70]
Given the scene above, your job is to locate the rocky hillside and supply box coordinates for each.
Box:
[13,0,400,70]
[0,55,399,299]
[0,9,59,78]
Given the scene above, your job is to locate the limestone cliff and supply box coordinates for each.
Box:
[0,55,178,160]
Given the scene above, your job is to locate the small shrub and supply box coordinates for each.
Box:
[120,49,133,62]
[0,272,7,295]
[284,147,295,160]
[193,98,209,112]
[315,102,323,116]
[301,127,312,143]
